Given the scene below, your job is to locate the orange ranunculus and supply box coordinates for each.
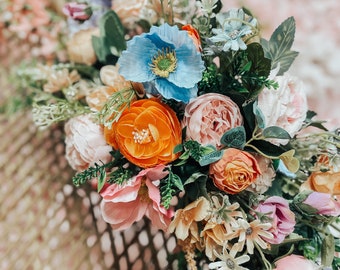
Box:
[302,171,340,195]
[209,148,261,194]
[182,24,202,52]
[104,98,181,168]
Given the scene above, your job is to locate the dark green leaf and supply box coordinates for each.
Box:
[220,126,246,149]
[174,144,183,154]
[261,17,299,75]
[262,126,291,139]
[199,150,224,166]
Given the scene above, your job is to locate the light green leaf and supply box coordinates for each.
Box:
[97,169,106,193]
[199,150,224,166]
[220,126,246,149]
[262,126,291,139]
[321,234,335,266]
[253,102,266,129]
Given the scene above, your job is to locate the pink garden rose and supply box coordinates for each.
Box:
[255,196,295,244]
[274,254,318,270]
[182,93,243,149]
[100,165,174,231]
[257,74,308,145]
[63,2,92,21]
[64,114,112,171]
[303,192,340,216]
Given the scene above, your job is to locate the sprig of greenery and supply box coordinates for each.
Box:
[160,169,184,209]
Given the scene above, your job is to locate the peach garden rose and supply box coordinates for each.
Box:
[182,93,243,149]
[209,148,261,194]
[104,98,182,168]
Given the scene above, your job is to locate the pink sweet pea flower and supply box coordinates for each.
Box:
[100,164,174,231]
[255,196,295,244]
[274,254,318,270]
[63,2,92,21]
[303,192,340,216]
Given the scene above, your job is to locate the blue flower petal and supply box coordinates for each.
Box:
[167,45,204,88]
[155,79,197,103]
[117,36,157,82]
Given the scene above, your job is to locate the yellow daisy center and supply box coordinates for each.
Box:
[150,48,177,78]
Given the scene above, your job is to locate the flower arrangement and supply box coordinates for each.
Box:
[12,0,340,269]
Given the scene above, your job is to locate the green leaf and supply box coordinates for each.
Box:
[184,172,208,185]
[199,150,224,166]
[173,144,183,154]
[261,17,299,75]
[262,126,291,139]
[220,126,246,149]
[92,10,126,64]
[253,101,265,129]
[321,234,335,266]
[97,169,106,192]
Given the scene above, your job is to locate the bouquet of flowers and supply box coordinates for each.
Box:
[13,0,340,269]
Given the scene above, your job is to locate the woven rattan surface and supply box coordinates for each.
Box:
[0,67,177,270]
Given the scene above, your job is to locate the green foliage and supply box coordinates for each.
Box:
[92,10,126,65]
[321,234,335,267]
[262,126,291,140]
[73,161,110,188]
[160,169,184,209]
[302,110,328,131]
[220,126,246,149]
[198,64,222,95]
[261,17,299,75]
[175,140,216,165]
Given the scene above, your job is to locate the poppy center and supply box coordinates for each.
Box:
[150,48,177,78]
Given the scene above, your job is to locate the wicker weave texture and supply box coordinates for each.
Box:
[0,69,178,270]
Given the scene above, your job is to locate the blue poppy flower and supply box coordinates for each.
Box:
[117,23,205,103]
[208,8,257,52]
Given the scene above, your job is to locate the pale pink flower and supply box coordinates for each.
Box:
[274,254,319,270]
[63,3,92,21]
[182,93,243,149]
[303,192,340,216]
[64,114,112,171]
[255,196,295,244]
[100,165,174,231]
[257,74,308,145]
[112,0,147,28]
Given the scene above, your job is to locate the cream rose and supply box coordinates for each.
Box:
[257,74,308,145]
[65,114,112,171]
[67,28,99,65]
[182,93,243,149]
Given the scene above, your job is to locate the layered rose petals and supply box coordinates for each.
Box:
[104,99,182,168]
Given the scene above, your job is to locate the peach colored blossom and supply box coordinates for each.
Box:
[64,114,112,171]
[182,93,243,149]
[255,196,295,244]
[112,0,146,28]
[257,73,308,145]
[67,28,99,65]
[209,148,261,194]
[99,65,131,90]
[274,254,318,270]
[302,171,340,195]
[100,164,173,231]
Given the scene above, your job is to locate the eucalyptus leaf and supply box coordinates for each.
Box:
[262,126,291,139]
[199,150,224,166]
[261,17,299,75]
[220,126,246,149]
[253,102,266,129]
[184,172,208,185]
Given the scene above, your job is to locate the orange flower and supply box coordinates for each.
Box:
[209,148,261,194]
[182,24,202,52]
[104,99,182,168]
[302,171,340,195]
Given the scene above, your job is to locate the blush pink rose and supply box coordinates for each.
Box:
[255,196,295,244]
[64,114,112,171]
[100,165,174,231]
[274,254,318,270]
[303,192,340,216]
[257,74,308,145]
[63,3,92,21]
[182,93,243,149]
